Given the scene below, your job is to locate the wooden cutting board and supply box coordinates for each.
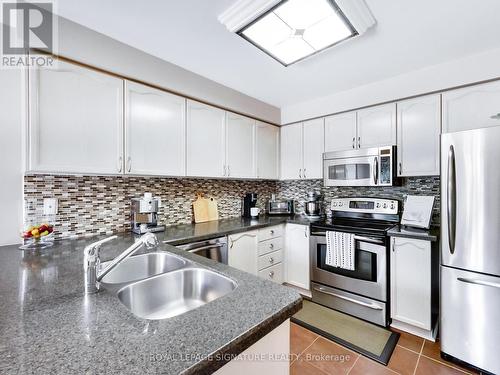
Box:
[193,194,219,223]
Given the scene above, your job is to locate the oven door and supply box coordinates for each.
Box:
[323,155,379,187]
[310,230,387,301]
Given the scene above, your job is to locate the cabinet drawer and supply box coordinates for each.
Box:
[258,263,284,284]
[258,249,283,271]
[258,237,283,256]
[258,225,283,242]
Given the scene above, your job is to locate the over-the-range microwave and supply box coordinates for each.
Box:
[323,146,399,187]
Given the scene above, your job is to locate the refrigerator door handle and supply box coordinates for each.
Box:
[457,277,500,289]
[447,145,457,254]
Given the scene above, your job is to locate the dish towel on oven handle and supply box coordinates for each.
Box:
[325,231,355,270]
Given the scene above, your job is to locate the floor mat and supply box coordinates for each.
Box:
[292,299,399,365]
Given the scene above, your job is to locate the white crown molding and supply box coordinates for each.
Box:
[218,0,281,32]
[336,0,376,35]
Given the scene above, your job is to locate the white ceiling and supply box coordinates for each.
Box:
[55,0,500,108]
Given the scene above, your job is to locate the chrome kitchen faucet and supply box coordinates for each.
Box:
[83,232,159,294]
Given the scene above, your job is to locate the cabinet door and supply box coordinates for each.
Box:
[226,112,255,178]
[228,231,258,275]
[325,112,357,152]
[357,103,397,149]
[256,121,279,179]
[442,80,500,133]
[302,119,324,179]
[397,95,441,177]
[280,123,303,180]
[391,237,431,330]
[125,81,185,176]
[29,60,123,174]
[285,224,310,290]
[186,100,226,177]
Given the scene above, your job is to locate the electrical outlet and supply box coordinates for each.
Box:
[43,198,58,215]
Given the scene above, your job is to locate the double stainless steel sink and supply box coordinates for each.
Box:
[99,252,237,320]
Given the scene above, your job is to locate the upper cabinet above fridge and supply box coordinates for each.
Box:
[442,80,500,133]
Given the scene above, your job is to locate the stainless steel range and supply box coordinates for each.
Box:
[310,197,400,326]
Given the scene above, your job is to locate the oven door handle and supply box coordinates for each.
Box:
[313,286,383,310]
[186,243,224,252]
[311,232,384,245]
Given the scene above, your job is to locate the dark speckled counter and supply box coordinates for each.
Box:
[388,225,439,242]
[159,214,315,245]
[0,223,302,374]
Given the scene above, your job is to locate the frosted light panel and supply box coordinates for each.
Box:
[241,0,355,65]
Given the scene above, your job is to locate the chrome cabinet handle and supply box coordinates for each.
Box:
[269,257,274,264]
[126,157,132,172]
[458,277,500,289]
[373,157,378,184]
[392,237,396,251]
[223,165,226,176]
[227,165,230,177]
[398,162,402,176]
[313,287,383,310]
[447,145,456,254]
[358,136,361,148]
[269,270,274,277]
[303,168,307,179]
[118,156,123,173]
[269,243,274,249]
[270,229,274,235]
[352,137,355,149]
[304,227,308,238]
[298,169,302,179]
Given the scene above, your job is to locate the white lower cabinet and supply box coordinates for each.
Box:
[228,226,285,284]
[228,231,258,275]
[284,224,310,291]
[390,237,434,339]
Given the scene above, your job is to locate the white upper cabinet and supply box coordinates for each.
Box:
[325,112,357,152]
[186,100,226,178]
[397,95,441,177]
[442,80,500,133]
[280,123,303,180]
[302,118,325,179]
[256,121,279,179]
[124,81,186,176]
[226,112,255,178]
[29,60,124,174]
[357,103,397,148]
[280,120,324,180]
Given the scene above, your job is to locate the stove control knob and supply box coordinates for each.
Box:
[376,203,381,208]
[333,202,337,207]
[339,202,343,207]
[383,203,388,209]
[390,203,395,209]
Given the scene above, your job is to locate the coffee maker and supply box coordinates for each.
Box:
[242,193,257,218]
[131,193,165,234]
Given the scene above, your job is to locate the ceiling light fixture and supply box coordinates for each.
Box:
[219,0,376,66]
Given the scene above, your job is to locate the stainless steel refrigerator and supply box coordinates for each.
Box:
[441,126,500,374]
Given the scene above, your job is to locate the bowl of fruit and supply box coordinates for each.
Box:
[20,224,55,250]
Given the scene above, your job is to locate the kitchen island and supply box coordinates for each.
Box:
[0,228,302,374]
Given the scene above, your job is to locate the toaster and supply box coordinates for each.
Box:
[268,200,294,215]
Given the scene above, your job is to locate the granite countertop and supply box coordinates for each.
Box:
[158,214,315,246]
[0,226,302,374]
[388,225,440,242]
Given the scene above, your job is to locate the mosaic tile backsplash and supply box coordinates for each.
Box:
[24,174,440,240]
[24,175,278,240]
[277,177,441,224]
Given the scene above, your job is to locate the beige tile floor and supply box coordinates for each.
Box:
[290,322,480,375]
